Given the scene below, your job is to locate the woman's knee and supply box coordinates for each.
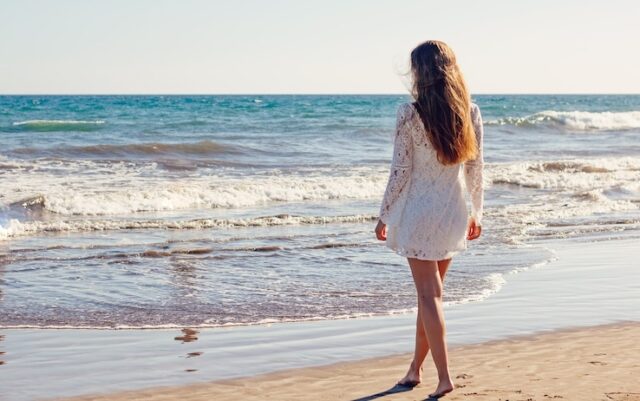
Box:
[417,286,443,301]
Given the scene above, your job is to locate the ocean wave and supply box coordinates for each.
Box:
[9,140,238,159]
[11,119,106,131]
[1,167,388,215]
[2,156,639,241]
[0,213,378,240]
[1,156,638,217]
[486,110,640,131]
[488,157,640,191]
[485,157,640,242]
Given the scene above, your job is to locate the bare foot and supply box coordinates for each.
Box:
[428,379,454,398]
[397,363,422,387]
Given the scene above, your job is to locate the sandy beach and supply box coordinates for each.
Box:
[56,322,640,401]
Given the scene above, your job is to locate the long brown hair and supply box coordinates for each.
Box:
[410,40,477,165]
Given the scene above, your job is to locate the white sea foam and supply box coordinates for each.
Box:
[487,157,640,193]
[0,160,389,216]
[453,273,507,304]
[482,157,640,242]
[45,174,386,215]
[0,218,25,241]
[1,156,639,241]
[487,110,640,131]
[12,119,106,126]
[10,119,106,132]
[4,156,637,218]
[0,214,378,240]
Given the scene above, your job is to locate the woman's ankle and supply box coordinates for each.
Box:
[409,360,422,374]
[437,371,452,383]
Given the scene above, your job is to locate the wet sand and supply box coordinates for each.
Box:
[56,322,640,401]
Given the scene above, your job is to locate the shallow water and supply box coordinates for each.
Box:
[0,95,639,328]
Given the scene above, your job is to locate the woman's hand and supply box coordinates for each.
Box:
[467,217,482,240]
[375,220,387,241]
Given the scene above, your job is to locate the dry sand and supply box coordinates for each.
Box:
[58,321,639,401]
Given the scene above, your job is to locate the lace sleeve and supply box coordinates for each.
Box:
[464,103,485,225]
[378,103,413,224]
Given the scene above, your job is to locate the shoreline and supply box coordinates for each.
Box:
[1,234,639,400]
[57,321,640,401]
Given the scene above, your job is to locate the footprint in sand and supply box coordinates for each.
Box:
[604,392,640,401]
[456,373,473,379]
[588,361,607,366]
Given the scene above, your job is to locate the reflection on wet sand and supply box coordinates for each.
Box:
[0,333,5,365]
[173,328,201,373]
[0,249,6,302]
[174,328,198,343]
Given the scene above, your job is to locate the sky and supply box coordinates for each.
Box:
[0,0,639,94]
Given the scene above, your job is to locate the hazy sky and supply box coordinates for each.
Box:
[1,0,638,94]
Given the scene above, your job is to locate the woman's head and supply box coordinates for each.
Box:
[409,40,477,165]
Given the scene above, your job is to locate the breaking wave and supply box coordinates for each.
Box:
[11,119,107,131]
[0,213,378,240]
[486,110,640,131]
[1,165,388,215]
[488,157,640,191]
[9,140,238,159]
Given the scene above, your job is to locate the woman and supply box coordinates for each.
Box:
[375,40,484,399]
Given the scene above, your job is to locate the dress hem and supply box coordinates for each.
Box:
[386,243,465,261]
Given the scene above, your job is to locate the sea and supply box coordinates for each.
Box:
[0,94,639,329]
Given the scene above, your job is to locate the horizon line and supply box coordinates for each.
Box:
[1,92,640,96]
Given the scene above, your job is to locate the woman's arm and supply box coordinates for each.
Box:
[464,103,485,227]
[378,103,414,225]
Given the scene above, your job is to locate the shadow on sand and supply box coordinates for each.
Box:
[352,384,445,401]
[351,384,416,401]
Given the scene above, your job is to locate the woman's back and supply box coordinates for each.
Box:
[404,103,463,184]
[378,101,484,260]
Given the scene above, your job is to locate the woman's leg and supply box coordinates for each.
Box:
[399,259,451,385]
[408,257,454,397]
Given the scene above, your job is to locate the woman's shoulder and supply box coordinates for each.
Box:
[396,102,418,122]
[397,101,415,114]
[470,102,480,113]
[470,102,482,123]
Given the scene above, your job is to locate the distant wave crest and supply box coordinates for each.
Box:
[11,119,106,131]
[486,110,640,131]
[11,140,236,159]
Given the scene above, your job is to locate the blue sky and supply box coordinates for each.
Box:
[0,0,638,94]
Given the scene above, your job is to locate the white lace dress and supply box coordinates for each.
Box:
[378,102,484,260]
